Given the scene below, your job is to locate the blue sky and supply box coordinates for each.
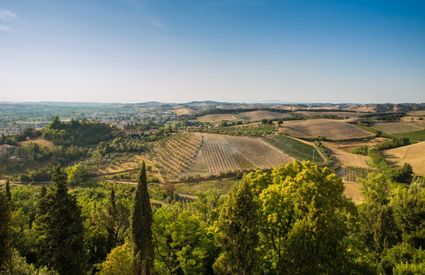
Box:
[0,0,424,103]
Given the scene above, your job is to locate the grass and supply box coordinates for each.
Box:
[393,129,425,142]
[356,124,380,135]
[174,178,239,195]
[265,135,322,163]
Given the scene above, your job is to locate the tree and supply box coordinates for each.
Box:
[395,163,413,184]
[99,243,133,275]
[153,205,217,274]
[36,166,85,274]
[359,172,400,253]
[378,242,425,274]
[95,187,130,252]
[5,179,11,202]
[0,189,11,273]
[257,161,352,274]
[66,163,88,186]
[214,179,259,274]
[391,181,425,248]
[132,162,154,275]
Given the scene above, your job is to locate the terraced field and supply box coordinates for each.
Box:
[279,119,374,141]
[153,133,293,181]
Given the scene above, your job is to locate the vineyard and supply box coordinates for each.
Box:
[265,134,322,163]
[152,133,203,180]
[152,133,293,181]
[195,133,292,175]
[344,166,376,182]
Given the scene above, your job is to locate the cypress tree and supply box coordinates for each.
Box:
[107,188,116,251]
[0,188,11,273]
[37,166,85,275]
[5,179,11,202]
[132,162,154,275]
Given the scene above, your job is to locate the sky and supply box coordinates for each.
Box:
[0,0,424,103]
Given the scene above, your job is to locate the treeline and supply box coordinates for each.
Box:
[360,112,406,122]
[200,107,290,116]
[42,117,115,146]
[1,161,424,274]
[352,137,411,156]
[0,128,40,146]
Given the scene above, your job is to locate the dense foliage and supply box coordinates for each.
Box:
[2,160,425,274]
[42,117,115,146]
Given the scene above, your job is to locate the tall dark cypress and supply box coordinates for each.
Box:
[38,166,85,275]
[132,162,154,275]
[0,187,11,273]
[5,179,11,203]
[107,188,116,250]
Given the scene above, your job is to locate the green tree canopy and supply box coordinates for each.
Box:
[35,166,85,275]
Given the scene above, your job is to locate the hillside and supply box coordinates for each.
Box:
[386,141,425,175]
[197,110,292,123]
[278,119,374,141]
[152,133,293,181]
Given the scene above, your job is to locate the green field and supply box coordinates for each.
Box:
[393,129,425,142]
[265,134,322,163]
[174,178,238,195]
[356,124,380,135]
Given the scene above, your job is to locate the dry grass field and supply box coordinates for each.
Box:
[407,110,425,116]
[343,181,364,204]
[279,119,374,140]
[19,138,54,150]
[197,110,292,123]
[324,137,387,152]
[152,133,293,180]
[172,107,194,115]
[373,121,425,134]
[346,105,376,113]
[197,113,238,122]
[238,110,292,121]
[386,141,425,175]
[94,154,147,175]
[324,142,370,168]
[294,111,361,119]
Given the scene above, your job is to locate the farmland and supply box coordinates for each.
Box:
[152,133,293,181]
[392,129,425,142]
[197,110,292,123]
[152,133,203,180]
[172,107,194,115]
[174,178,239,195]
[278,119,374,141]
[373,121,425,134]
[265,134,322,162]
[324,143,370,168]
[295,111,361,119]
[386,141,425,175]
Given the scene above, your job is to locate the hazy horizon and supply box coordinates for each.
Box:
[1,0,425,103]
